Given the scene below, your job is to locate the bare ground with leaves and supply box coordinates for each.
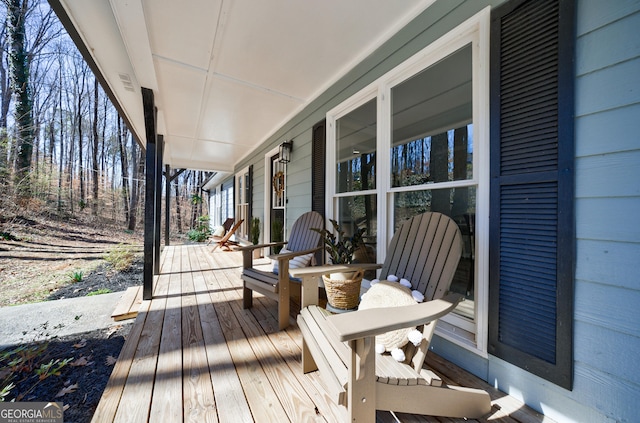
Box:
[0,212,143,306]
[1,324,131,423]
[0,210,148,422]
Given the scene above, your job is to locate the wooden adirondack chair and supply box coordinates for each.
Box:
[295,212,491,421]
[210,219,244,251]
[239,211,324,330]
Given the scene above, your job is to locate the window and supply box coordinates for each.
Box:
[333,95,378,262]
[236,166,251,239]
[336,98,377,193]
[390,45,476,319]
[327,9,490,352]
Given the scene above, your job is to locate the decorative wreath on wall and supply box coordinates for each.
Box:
[272,171,285,198]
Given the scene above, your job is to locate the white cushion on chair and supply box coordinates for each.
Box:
[272,248,314,274]
[212,226,225,237]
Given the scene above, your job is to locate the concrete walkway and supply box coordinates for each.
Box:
[0,291,131,349]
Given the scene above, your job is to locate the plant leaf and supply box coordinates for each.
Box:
[106,325,122,338]
[55,383,78,397]
[70,356,93,367]
[105,355,117,366]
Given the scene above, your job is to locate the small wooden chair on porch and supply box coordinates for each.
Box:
[239,211,324,330]
[296,212,491,421]
[210,219,244,251]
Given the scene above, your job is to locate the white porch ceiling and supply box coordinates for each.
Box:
[53,0,435,172]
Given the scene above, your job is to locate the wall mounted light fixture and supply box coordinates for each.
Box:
[279,140,293,163]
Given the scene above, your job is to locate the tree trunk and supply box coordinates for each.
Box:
[7,0,34,199]
[190,171,197,229]
[77,69,85,210]
[117,115,130,222]
[128,138,144,231]
[57,77,64,212]
[91,78,99,215]
[430,132,450,214]
[174,173,182,233]
[0,19,10,187]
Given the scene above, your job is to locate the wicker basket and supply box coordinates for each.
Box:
[322,269,364,310]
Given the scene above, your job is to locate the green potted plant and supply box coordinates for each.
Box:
[312,219,366,266]
[312,219,367,310]
[271,219,284,254]
[250,217,262,258]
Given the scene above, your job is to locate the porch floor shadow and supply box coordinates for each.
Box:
[91,244,553,423]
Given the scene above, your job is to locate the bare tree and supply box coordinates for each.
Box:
[128,135,143,231]
[6,0,33,198]
[0,17,10,186]
[117,115,129,222]
[90,77,98,215]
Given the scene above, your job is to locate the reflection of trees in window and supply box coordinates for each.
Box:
[393,187,476,231]
[337,152,376,192]
[338,195,377,265]
[391,124,473,188]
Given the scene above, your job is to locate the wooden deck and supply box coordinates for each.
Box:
[91,244,551,423]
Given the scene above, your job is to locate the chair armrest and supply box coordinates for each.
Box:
[268,246,322,261]
[326,293,463,342]
[235,241,287,252]
[289,263,382,278]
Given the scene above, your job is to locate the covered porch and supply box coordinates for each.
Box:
[92,244,551,423]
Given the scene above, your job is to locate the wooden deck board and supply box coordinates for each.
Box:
[111,285,142,321]
[200,249,326,422]
[181,248,217,423]
[149,249,183,423]
[192,254,252,422]
[92,244,554,423]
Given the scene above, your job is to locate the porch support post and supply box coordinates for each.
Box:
[153,135,164,275]
[142,87,157,300]
[165,164,171,246]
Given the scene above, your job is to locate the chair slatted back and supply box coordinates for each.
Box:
[380,212,462,301]
[286,211,324,252]
[222,218,235,232]
[219,219,244,243]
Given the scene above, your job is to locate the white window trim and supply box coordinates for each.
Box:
[263,146,282,244]
[326,7,490,356]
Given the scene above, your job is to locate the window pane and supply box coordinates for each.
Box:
[391,44,472,187]
[336,98,377,193]
[336,194,377,267]
[244,173,250,203]
[394,187,476,314]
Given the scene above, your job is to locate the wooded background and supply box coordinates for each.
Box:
[0,0,209,234]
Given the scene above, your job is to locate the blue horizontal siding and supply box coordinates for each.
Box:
[574,324,640,382]
[573,0,640,421]
[576,197,640,242]
[576,239,640,291]
[577,0,640,35]
[487,355,612,423]
[575,280,640,338]
[575,57,640,116]
[576,9,640,75]
[575,151,640,197]
[575,103,640,156]
[573,320,640,422]
[573,362,640,422]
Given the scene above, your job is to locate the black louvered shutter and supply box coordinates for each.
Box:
[312,120,326,264]
[489,0,575,389]
[248,164,253,230]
